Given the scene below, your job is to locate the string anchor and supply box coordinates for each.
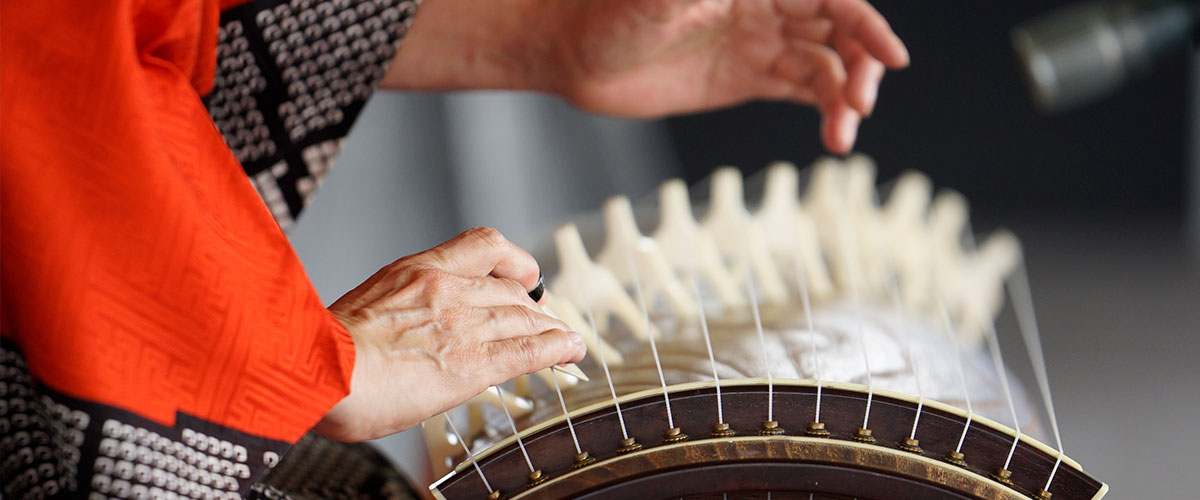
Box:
[663,427,688,444]
[616,437,642,454]
[851,428,876,444]
[804,422,830,437]
[1034,489,1053,500]
[571,451,596,469]
[897,437,923,454]
[526,469,547,488]
[943,450,968,468]
[990,467,1015,486]
[710,422,736,438]
[759,420,785,436]
[486,491,503,500]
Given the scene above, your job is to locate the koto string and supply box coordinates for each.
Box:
[688,263,725,424]
[675,189,724,425]
[841,220,876,430]
[793,252,823,424]
[987,318,1023,469]
[571,273,630,439]
[674,204,725,425]
[494,386,536,473]
[938,301,975,452]
[442,412,494,494]
[962,227,1024,469]
[549,368,582,455]
[625,247,676,429]
[872,181,926,440]
[1009,262,1066,492]
[889,274,926,440]
[743,256,775,422]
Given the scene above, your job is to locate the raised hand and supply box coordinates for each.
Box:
[315,227,587,442]
[384,0,908,154]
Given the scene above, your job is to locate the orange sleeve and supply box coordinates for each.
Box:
[1,0,354,444]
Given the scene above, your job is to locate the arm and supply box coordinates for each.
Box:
[380,0,909,154]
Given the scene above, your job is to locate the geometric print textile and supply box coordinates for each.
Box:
[206,0,419,229]
[2,339,290,499]
[2,340,423,500]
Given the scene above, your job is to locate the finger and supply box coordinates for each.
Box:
[756,75,802,101]
[832,32,886,115]
[474,304,571,342]
[821,104,861,155]
[776,41,847,114]
[486,329,587,379]
[819,0,909,68]
[783,17,833,44]
[461,275,539,308]
[411,227,541,290]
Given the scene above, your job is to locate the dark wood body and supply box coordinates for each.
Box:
[431,382,1104,500]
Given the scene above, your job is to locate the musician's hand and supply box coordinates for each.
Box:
[383,0,908,154]
[314,227,587,442]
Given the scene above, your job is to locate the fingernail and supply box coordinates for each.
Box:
[842,113,861,151]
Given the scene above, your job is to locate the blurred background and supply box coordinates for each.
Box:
[287,0,1199,497]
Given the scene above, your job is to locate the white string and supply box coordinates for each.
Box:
[549,368,582,455]
[841,222,876,430]
[673,192,725,425]
[572,274,630,439]
[888,275,926,441]
[443,412,494,494]
[1008,262,1065,491]
[690,269,725,424]
[494,386,536,473]
[988,318,1024,469]
[793,254,822,424]
[625,247,675,429]
[962,227,1023,470]
[743,261,775,422]
[724,168,774,422]
[937,302,975,453]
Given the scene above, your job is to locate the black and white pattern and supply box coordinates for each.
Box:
[207,0,420,229]
[211,19,275,165]
[0,347,83,499]
[0,340,291,500]
[245,433,420,500]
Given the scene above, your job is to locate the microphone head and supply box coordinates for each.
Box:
[1012,0,1196,112]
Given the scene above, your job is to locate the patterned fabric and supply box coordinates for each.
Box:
[0,0,420,498]
[1,340,290,499]
[247,433,420,500]
[206,0,419,229]
[2,342,422,500]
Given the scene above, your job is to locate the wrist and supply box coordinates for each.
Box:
[380,0,571,95]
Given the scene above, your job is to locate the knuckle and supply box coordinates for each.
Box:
[436,303,470,331]
[485,307,502,326]
[503,278,528,298]
[465,226,507,248]
[514,337,544,370]
[415,267,452,291]
[514,306,539,332]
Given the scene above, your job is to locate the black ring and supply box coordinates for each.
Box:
[528,273,545,302]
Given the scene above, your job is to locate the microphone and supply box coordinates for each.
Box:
[1012,0,1198,111]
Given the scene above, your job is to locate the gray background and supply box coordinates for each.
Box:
[288,4,1200,494]
[289,91,1199,498]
